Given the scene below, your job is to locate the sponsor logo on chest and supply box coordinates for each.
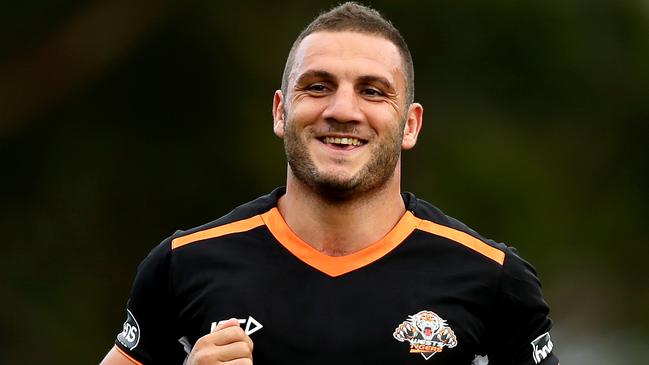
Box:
[210,315,264,335]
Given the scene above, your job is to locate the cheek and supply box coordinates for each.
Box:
[290,97,326,121]
[364,105,403,130]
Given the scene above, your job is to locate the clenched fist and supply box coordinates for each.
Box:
[186,319,254,365]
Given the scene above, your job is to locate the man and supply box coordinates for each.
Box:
[101,2,559,364]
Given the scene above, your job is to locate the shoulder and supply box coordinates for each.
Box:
[168,187,284,250]
[404,192,511,266]
[403,192,547,293]
[404,192,504,248]
[403,193,557,364]
[133,188,283,266]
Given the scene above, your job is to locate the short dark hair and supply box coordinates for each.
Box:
[281,2,415,104]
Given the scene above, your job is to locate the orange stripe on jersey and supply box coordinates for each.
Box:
[172,215,265,250]
[416,219,505,265]
[261,207,420,277]
[114,345,143,365]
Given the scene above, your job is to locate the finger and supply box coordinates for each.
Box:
[206,324,254,350]
[222,359,253,365]
[222,360,253,365]
[187,343,252,365]
[214,318,241,332]
[193,324,244,350]
[214,341,253,361]
[244,334,254,351]
[187,338,253,364]
[209,326,249,346]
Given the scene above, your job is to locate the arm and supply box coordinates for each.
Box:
[100,320,254,365]
[104,239,186,364]
[487,248,559,365]
[103,240,253,364]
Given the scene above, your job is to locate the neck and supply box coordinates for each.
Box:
[277,170,406,256]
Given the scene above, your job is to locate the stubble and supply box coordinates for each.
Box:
[283,117,404,202]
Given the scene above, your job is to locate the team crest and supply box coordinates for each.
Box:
[393,310,458,360]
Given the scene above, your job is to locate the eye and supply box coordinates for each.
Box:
[360,87,384,97]
[307,83,329,93]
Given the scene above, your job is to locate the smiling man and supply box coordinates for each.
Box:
[100,3,558,365]
[271,29,422,257]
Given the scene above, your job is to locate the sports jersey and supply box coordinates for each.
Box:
[114,187,558,365]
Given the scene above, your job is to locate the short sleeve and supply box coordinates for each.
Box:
[114,238,186,364]
[486,248,559,365]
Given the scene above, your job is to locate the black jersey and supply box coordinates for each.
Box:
[114,187,558,365]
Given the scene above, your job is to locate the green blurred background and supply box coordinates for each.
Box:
[1,0,648,363]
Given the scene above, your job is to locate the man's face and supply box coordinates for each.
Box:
[274,31,417,200]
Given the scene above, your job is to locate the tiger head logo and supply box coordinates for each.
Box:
[393,310,458,360]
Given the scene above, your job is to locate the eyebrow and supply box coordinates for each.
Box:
[295,70,396,92]
[357,75,396,93]
[294,70,337,86]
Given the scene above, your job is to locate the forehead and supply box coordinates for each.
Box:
[290,31,405,85]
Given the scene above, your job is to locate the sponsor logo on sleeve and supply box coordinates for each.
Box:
[393,310,458,360]
[117,309,141,350]
[531,332,553,364]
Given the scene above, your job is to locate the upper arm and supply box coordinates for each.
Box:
[109,239,187,363]
[487,248,559,365]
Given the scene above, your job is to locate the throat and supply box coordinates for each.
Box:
[279,177,407,256]
[318,245,355,257]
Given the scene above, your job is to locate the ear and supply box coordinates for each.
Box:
[272,90,285,138]
[401,102,423,150]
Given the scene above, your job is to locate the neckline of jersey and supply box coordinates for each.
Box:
[260,207,420,277]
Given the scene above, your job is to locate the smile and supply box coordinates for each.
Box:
[319,136,366,147]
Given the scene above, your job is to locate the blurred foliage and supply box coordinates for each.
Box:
[1,0,648,364]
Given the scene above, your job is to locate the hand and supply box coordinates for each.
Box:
[186,319,254,365]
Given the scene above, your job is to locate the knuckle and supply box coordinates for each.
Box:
[232,326,247,337]
[236,341,252,354]
[233,359,253,365]
[223,325,244,337]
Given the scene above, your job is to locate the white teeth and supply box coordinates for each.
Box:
[324,137,363,146]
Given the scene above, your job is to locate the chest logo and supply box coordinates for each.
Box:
[393,310,458,360]
[211,315,264,336]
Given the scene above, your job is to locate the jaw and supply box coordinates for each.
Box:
[283,121,403,203]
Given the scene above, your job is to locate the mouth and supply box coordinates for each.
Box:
[425,327,432,337]
[318,136,367,150]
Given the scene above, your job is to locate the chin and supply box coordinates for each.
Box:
[293,170,360,202]
[309,172,393,204]
[288,152,398,203]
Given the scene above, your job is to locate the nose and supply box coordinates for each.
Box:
[321,83,365,123]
